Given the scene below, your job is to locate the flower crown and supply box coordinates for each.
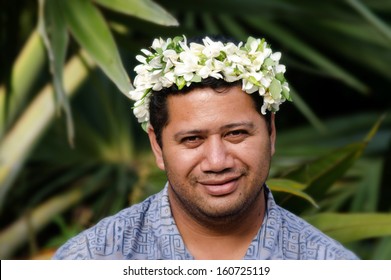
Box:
[128,35,292,130]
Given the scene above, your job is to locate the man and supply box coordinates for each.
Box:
[53,35,358,260]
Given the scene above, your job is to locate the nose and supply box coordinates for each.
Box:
[200,136,234,173]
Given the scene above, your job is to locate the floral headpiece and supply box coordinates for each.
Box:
[128,35,292,130]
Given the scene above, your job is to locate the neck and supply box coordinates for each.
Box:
[168,186,266,259]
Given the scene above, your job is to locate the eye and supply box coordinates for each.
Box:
[227,129,247,136]
[225,130,249,142]
[228,130,245,136]
[183,136,200,142]
[181,135,203,148]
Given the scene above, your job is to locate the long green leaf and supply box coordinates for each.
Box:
[346,0,391,45]
[243,16,369,94]
[314,29,391,80]
[217,14,248,40]
[38,0,74,146]
[319,20,390,48]
[305,213,391,243]
[267,178,318,208]
[0,165,111,259]
[0,32,46,137]
[288,87,327,133]
[95,0,178,26]
[285,142,365,197]
[201,14,221,35]
[278,115,384,213]
[59,0,131,95]
[350,159,382,212]
[0,52,93,208]
[371,236,391,260]
[284,115,384,197]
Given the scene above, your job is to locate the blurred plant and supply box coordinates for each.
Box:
[0,0,177,259]
[1,0,390,260]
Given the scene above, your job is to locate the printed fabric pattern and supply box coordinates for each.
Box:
[53,184,358,260]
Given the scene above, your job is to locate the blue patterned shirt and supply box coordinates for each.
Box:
[53,185,358,260]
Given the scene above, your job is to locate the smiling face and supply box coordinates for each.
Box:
[148,85,276,226]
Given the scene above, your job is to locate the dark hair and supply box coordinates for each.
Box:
[148,35,272,147]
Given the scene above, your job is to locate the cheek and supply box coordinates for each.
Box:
[163,148,201,176]
[239,139,272,165]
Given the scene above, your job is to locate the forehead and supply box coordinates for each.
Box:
[164,86,263,133]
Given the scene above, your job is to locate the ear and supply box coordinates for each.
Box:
[147,126,165,170]
[270,113,276,156]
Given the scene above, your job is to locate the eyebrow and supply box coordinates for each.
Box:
[173,122,255,140]
[222,122,255,131]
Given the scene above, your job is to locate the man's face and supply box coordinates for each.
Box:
[148,85,276,224]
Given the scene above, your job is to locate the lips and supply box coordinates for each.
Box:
[197,175,241,196]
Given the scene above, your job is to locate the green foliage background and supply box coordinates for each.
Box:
[1,0,391,259]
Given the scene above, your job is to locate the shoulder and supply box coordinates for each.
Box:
[277,206,358,260]
[52,190,164,260]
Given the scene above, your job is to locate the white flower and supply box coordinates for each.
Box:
[140,49,153,56]
[128,89,144,101]
[261,76,272,88]
[162,49,179,64]
[135,55,147,64]
[242,80,259,94]
[198,59,223,79]
[133,99,150,123]
[275,64,286,74]
[152,37,170,51]
[270,52,281,61]
[189,42,204,55]
[162,71,176,86]
[248,39,260,53]
[202,37,225,58]
[129,35,292,128]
